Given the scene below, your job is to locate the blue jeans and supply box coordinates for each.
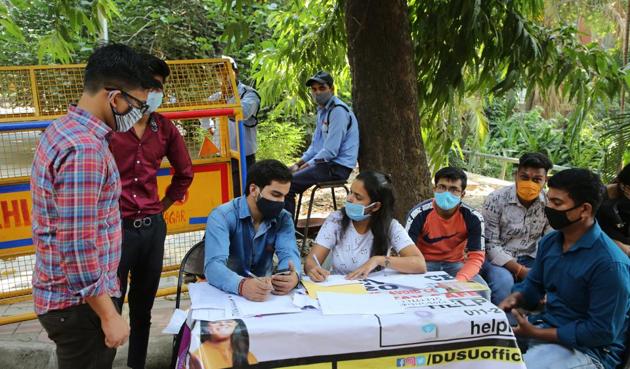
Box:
[284,162,352,217]
[522,342,603,369]
[479,256,534,305]
[425,261,490,300]
[480,255,535,306]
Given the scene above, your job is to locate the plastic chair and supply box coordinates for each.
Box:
[294,179,349,251]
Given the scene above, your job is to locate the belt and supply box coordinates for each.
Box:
[122,214,161,229]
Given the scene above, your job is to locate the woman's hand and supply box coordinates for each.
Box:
[307,265,330,282]
[346,256,382,280]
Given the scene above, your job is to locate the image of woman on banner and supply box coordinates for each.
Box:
[304,171,427,280]
[189,319,257,369]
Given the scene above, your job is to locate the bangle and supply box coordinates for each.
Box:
[515,265,524,278]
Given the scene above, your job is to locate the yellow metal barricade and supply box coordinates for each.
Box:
[0,59,245,313]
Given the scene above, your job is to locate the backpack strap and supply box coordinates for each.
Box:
[240,88,262,128]
[326,104,352,130]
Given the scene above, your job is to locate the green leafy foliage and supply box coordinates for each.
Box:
[255,119,305,164]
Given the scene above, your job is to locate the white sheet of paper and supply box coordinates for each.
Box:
[188,282,228,309]
[191,308,226,322]
[317,292,404,315]
[229,294,302,317]
[302,275,362,287]
[292,293,320,309]
[162,309,188,334]
[368,274,449,292]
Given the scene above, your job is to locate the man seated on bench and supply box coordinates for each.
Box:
[284,71,360,218]
[204,160,302,301]
[405,167,489,299]
[500,169,630,369]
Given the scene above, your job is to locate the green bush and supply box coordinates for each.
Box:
[256,119,306,165]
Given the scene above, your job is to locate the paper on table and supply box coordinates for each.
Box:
[162,309,188,334]
[302,275,363,287]
[188,282,228,309]
[302,280,367,299]
[292,292,320,309]
[229,293,302,317]
[368,274,448,292]
[191,308,226,322]
[317,292,404,315]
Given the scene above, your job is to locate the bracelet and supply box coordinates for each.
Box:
[238,278,247,296]
[515,265,524,278]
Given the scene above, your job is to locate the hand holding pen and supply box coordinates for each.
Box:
[307,254,331,282]
[240,270,273,302]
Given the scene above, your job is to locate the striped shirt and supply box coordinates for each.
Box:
[31,105,122,315]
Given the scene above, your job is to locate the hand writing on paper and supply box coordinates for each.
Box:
[271,261,299,295]
[307,265,330,282]
[345,256,381,280]
[241,277,273,302]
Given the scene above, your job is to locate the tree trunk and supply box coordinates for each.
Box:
[344,0,433,220]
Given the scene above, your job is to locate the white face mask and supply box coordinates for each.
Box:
[146,91,164,114]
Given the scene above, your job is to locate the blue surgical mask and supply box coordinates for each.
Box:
[434,191,461,211]
[344,201,375,221]
[146,91,164,114]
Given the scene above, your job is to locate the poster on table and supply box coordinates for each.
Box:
[176,272,526,369]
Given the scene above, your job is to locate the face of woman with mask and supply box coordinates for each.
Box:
[344,179,381,222]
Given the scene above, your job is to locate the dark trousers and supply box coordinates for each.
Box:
[38,303,117,369]
[284,162,353,217]
[116,213,167,369]
[231,154,256,197]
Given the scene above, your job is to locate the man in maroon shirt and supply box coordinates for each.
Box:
[109,55,193,369]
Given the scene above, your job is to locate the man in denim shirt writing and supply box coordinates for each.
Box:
[204,160,302,301]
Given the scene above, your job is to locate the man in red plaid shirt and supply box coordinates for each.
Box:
[31,44,160,369]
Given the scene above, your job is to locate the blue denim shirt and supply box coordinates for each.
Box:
[513,222,630,369]
[301,96,359,169]
[203,196,301,294]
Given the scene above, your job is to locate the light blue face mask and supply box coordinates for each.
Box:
[434,191,461,211]
[344,201,375,221]
[145,91,164,114]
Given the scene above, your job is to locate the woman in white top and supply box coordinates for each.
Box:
[305,171,427,281]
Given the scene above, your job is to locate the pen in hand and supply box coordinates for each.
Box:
[246,271,274,291]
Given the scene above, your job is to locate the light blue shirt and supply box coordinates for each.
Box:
[203,196,302,294]
[229,82,260,156]
[301,96,359,169]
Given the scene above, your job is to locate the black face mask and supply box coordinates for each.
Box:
[256,193,285,220]
[544,204,583,230]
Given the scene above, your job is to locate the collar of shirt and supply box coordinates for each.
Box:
[68,104,112,141]
[550,221,603,253]
[508,184,546,207]
[235,196,278,235]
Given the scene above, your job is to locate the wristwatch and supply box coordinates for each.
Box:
[384,255,391,269]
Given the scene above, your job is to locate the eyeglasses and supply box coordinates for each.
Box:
[105,88,150,114]
[435,184,462,195]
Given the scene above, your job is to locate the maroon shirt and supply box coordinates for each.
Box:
[109,113,193,219]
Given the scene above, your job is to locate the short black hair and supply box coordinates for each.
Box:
[434,167,468,191]
[617,163,630,185]
[548,168,604,214]
[83,44,160,94]
[143,53,170,81]
[518,152,553,172]
[245,160,292,195]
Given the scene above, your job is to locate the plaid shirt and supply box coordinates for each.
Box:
[31,105,122,315]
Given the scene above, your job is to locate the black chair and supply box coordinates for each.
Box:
[171,239,206,368]
[294,180,349,252]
